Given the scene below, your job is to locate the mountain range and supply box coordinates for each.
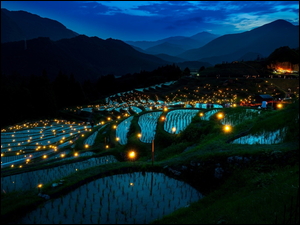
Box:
[1,8,78,43]
[1,8,299,81]
[125,32,220,56]
[177,19,299,65]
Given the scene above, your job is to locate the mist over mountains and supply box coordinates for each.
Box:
[1,8,299,81]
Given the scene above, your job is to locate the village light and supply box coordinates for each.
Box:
[137,133,142,138]
[85,144,89,148]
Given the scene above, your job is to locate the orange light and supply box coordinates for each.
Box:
[223,125,232,133]
[128,151,136,160]
[217,113,224,119]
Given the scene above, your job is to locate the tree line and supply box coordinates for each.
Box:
[1,64,182,128]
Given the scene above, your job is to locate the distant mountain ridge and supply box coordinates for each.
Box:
[177,19,299,65]
[1,8,298,80]
[125,31,220,56]
[1,8,78,43]
[1,35,171,82]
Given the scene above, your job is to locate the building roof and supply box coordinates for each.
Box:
[258,94,273,99]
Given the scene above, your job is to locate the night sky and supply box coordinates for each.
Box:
[1,1,299,41]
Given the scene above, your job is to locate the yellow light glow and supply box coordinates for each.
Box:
[128,151,136,159]
[217,113,224,119]
[85,144,89,148]
[223,125,232,133]
[277,103,283,109]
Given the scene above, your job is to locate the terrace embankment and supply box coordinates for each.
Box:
[159,142,299,195]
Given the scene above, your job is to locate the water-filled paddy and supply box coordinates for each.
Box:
[16,172,203,224]
[1,155,118,193]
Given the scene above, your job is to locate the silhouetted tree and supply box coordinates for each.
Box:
[183,67,191,76]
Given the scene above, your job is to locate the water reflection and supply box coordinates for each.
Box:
[17,172,203,224]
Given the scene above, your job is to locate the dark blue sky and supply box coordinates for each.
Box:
[1,1,299,41]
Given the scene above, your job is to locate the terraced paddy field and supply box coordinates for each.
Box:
[1,77,299,224]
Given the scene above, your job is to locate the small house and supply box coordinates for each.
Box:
[254,94,273,103]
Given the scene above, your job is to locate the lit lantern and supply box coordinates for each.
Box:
[223,125,232,133]
[277,103,283,109]
[217,113,224,119]
[128,151,136,160]
[172,127,176,134]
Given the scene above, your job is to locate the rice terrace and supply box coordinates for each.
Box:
[1,74,299,224]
